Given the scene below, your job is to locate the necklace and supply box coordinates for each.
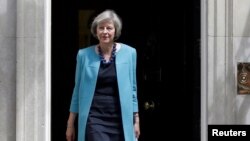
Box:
[98,43,116,64]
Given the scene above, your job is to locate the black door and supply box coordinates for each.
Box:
[118,9,163,141]
[52,1,200,141]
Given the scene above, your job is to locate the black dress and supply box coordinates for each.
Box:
[86,61,124,141]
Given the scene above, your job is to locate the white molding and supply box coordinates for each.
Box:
[44,0,51,140]
[201,0,208,141]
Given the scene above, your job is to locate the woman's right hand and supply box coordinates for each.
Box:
[66,126,75,141]
[66,112,77,141]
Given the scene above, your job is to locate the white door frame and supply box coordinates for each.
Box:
[201,0,207,141]
[45,0,51,140]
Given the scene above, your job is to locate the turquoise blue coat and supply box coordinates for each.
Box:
[70,43,139,141]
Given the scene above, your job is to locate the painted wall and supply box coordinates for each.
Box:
[0,0,16,140]
[0,0,50,140]
[206,0,250,124]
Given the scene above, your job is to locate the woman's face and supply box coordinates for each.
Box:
[96,20,116,44]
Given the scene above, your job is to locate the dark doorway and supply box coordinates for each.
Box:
[184,0,201,141]
[52,1,200,141]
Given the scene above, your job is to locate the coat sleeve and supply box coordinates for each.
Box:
[69,50,82,113]
[132,48,139,112]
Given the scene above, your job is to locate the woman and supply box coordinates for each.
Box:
[66,9,140,141]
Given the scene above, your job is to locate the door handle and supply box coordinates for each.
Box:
[144,101,155,110]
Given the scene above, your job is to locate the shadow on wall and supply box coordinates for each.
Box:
[232,3,250,124]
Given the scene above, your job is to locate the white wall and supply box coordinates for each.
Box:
[202,0,250,140]
[204,0,250,125]
[16,0,51,140]
[0,0,51,140]
[0,0,16,140]
[233,0,250,124]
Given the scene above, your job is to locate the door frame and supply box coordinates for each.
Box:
[201,0,208,141]
[45,0,51,140]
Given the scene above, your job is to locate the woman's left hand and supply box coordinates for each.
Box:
[134,120,140,139]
